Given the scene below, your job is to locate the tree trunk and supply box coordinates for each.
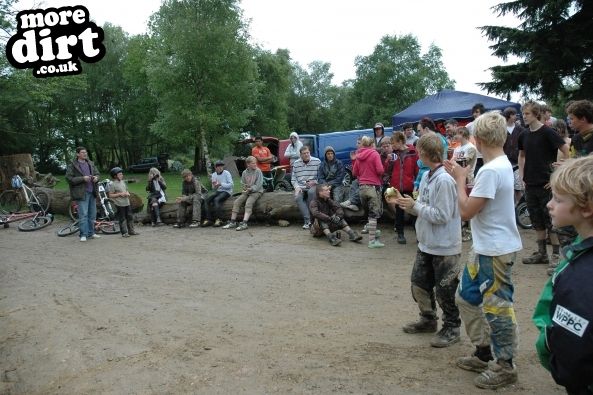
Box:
[134,191,374,225]
[200,127,212,176]
[0,154,35,191]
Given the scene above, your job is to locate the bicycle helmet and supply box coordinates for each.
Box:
[110,167,123,178]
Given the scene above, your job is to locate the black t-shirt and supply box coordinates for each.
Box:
[504,124,525,166]
[518,125,566,186]
[570,129,593,158]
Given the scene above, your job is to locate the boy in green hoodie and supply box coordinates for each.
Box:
[533,155,593,395]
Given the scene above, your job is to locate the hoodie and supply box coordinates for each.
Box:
[352,146,383,186]
[384,144,419,193]
[284,132,304,165]
[318,146,345,188]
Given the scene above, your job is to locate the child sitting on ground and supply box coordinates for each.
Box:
[309,184,362,246]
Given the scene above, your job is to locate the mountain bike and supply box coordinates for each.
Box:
[0,175,50,214]
[515,193,532,229]
[56,218,120,237]
[1,210,53,231]
[68,179,116,221]
[262,165,292,192]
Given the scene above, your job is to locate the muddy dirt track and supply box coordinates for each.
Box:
[0,219,564,394]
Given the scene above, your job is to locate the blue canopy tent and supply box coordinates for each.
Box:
[392,89,521,128]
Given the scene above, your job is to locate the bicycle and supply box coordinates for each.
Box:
[515,193,532,229]
[1,210,53,231]
[56,218,120,237]
[68,179,116,221]
[0,175,50,215]
[262,165,293,192]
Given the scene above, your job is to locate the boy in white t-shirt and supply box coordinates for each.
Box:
[445,111,522,390]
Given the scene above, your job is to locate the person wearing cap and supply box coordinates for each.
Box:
[202,160,234,227]
[373,122,388,148]
[174,169,203,228]
[108,167,138,237]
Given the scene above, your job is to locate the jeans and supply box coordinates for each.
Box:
[77,191,97,237]
[294,187,316,223]
[205,191,231,221]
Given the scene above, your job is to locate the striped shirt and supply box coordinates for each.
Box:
[291,157,321,189]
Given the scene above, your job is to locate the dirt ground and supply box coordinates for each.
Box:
[0,218,565,394]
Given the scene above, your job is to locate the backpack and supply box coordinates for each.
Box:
[11,175,23,189]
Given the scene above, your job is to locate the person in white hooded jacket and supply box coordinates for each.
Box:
[285,132,303,166]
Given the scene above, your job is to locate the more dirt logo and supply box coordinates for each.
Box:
[5,6,105,78]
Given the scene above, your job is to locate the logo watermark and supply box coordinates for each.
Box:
[5,6,105,78]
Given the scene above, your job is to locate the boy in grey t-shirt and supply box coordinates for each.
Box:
[108,167,138,237]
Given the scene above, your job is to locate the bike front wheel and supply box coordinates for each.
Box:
[31,190,51,213]
[515,201,533,229]
[57,220,80,237]
[0,190,23,214]
[99,221,120,234]
[18,215,53,232]
[274,180,293,192]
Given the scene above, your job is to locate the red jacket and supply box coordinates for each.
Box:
[353,147,383,186]
[384,145,419,193]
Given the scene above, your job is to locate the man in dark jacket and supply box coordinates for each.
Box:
[318,146,346,203]
[309,184,362,246]
[65,146,100,242]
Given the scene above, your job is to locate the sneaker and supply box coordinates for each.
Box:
[368,239,385,249]
[402,317,438,334]
[522,251,549,264]
[397,233,407,244]
[339,200,352,208]
[222,221,237,229]
[202,219,213,227]
[80,236,87,242]
[302,222,311,230]
[430,326,460,348]
[189,221,200,228]
[474,360,518,390]
[151,222,156,227]
[173,223,183,228]
[361,223,369,234]
[348,231,363,242]
[122,233,130,238]
[236,222,248,231]
[329,235,342,246]
[456,354,491,373]
[156,221,165,226]
[213,219,223,227]
[89,234,101,239]
[129,231,140,236]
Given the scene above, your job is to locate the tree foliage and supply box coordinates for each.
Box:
[481,0,593,100]
[350,35,454,128]
[148,0,258,170]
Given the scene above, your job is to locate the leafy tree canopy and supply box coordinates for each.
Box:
[481,0,593,100]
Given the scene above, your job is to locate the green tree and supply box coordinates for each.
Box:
[288,60,339,133]
[248,48,292,137]
[481,0,593,100]
[350,34,455,128]
[148,0,258,172]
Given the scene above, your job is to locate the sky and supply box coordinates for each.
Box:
[14,0,520,97]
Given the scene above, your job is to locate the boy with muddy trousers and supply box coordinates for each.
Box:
[309,184,362,246]
[533,156,593,395]
[445,112,522,390]
[395,132,462,348]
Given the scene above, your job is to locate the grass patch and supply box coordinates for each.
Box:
[52,172,243,198]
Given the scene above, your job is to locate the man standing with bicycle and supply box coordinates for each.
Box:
[66,147,100,242]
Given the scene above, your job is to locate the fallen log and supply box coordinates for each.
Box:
[134,190,394,225]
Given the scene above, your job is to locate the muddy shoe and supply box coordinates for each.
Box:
[547,254,560,276]
[329,235,342,246]
[402,317,437,334]
[348,231,363,242]
[202,219,213,227]
[189,221,200,228]
[213,219,223,227]
[456,354,491,373]
[522,251,549,264]
[222,221,237,229]
[236,222,248,231]
[474,360,517,390]
[430,326,460,348]
[368,239,385,248]
[397,233,407,244]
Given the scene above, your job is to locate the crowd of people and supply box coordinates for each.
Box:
[64,99,593,393]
